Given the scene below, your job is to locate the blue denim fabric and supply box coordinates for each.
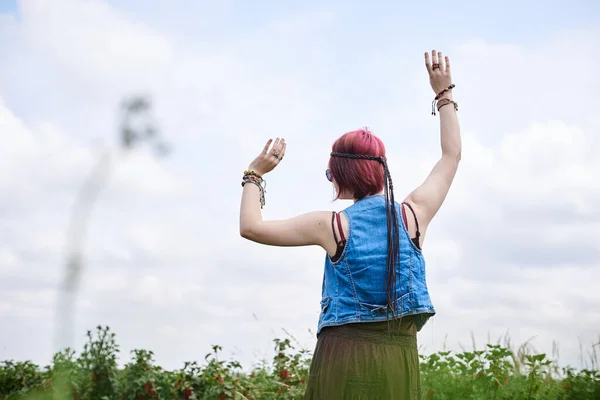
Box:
[317,195,435,335]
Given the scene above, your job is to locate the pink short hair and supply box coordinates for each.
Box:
[329,128,386,200]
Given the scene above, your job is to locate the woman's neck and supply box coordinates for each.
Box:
[353,192,385,203]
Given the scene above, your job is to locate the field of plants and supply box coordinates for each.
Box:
[1,326,598,400]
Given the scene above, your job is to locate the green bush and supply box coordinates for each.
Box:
[1,326,598,399]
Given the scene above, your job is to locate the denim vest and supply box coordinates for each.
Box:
[317,195,436,335]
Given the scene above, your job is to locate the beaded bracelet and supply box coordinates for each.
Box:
[242,172,266,208]
[435,84,455,100]
[243,170,263,183]
[431,84,456,116]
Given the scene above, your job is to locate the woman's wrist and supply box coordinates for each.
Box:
[247,166,266,176]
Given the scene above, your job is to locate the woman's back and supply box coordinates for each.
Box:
[318,195,435,335]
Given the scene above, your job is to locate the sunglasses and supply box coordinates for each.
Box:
[325,169,332,182]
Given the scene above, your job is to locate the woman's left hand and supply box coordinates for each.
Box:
[247,137,286,176]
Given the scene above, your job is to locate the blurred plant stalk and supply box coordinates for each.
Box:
[55,96,168,352]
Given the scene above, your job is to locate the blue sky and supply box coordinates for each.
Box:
[101,0,600,43]
[2,0,599,37]
[0,0,599,372]
[0,0,16,14]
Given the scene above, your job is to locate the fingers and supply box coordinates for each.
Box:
[271,137,280,155]
[429,49,442,73]
[279,139,287,160]
[424,52,433,74]
[262,138,273,154]
[258,136,286,163]
[426,49,450,74]
[266,137,286,162]
[273,138,285,160]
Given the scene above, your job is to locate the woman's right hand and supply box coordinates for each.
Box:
[425,50,453,97]
[247,137,286,176]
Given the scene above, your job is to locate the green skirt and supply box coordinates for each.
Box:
[304,316,422,400]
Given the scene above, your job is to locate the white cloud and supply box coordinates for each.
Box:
[20,0,174,93]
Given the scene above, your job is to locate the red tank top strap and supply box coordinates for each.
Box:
[335,212,346,243]
[331,212,339,244]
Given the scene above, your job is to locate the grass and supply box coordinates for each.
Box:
[1,326,598,399]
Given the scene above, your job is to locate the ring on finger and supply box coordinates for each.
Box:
[432,63,440,70]
[273,151,279,158]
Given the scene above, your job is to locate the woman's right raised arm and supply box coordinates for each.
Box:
[404,50,462,229]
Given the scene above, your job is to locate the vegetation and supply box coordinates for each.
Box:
[1,326,598,399]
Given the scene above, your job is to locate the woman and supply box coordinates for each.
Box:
[239,50,461,399]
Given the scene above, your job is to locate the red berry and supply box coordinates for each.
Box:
[278,369,290,380]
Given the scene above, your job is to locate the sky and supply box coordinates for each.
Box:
[1,0,599,372]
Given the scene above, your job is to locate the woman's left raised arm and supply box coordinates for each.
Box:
[239,138,331,248]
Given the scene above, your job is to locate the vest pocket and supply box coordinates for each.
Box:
[359,293,412,317]
[359,303,388,317]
